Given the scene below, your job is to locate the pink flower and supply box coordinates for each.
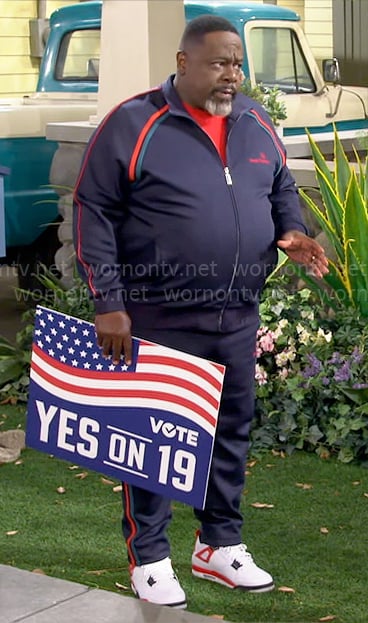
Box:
[278,368,289,380]
[255,345,263,358]
[259,332,275,353]
[255,364,268,385]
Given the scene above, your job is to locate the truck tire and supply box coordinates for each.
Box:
[16,217,62,304]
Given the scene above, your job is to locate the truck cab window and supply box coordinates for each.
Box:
[249,27,315,94]
[55,29,100,81]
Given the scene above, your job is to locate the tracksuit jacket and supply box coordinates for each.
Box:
[74,75,307,333]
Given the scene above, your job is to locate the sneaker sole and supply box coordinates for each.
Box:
[131,583,187,609]
[192,567,275,592]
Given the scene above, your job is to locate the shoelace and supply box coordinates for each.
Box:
[220,543,254,562]
[143,559,176,583]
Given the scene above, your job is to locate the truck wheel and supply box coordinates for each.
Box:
[16,218,62,305]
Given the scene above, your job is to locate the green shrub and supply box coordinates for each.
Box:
[0,270,93,403]
[239,78,287,126]
[0,322,33,403]
[252,276,368,464]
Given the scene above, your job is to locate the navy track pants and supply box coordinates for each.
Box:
[122,309,259,565]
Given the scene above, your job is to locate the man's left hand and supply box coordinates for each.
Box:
[277,230,329,279]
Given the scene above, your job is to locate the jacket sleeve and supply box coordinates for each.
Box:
[249,100,308,239]
[270,161,308,239]
[73,107,131,315]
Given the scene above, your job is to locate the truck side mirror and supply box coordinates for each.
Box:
[322,58,341,84]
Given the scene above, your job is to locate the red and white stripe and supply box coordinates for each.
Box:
[30,341,224,436]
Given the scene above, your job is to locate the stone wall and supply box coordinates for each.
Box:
[49,141,86,287]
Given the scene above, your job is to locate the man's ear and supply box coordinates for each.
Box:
[176,50,187,75]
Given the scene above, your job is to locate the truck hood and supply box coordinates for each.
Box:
[280,84,368,132]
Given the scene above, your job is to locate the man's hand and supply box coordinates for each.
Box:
[277,230,329,279]
[95,311,132,366]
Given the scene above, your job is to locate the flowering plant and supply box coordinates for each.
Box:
[251,276,368,464]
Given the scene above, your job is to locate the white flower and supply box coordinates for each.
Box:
[275,351,288,367]
[301,310,314,321]
[299,330,311,345]
[296,324,311,344]
[273,318,289,339]
[275,353,287,367]
[317,327,332,343]
[275,347,296,367]
[286,347,296,362]
[271,302,285,316]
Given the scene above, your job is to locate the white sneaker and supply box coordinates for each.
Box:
[131,557,187,608]
[192,535,274,592]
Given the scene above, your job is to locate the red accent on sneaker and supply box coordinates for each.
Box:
[192,563,236,588]
[195,545,215,564]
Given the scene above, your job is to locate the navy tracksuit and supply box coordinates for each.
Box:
[73,76,306,565]
[121,312,258,564]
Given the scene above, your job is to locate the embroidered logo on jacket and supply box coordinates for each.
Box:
[249,152,271,165]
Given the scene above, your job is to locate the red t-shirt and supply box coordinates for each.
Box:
[183,103,227,164]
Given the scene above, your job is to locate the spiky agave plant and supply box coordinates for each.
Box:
[294,128,368,316]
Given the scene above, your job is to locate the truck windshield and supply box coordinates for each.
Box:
[249,27,315,94]
[55,29,100,82]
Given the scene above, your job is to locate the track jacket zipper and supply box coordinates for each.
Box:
[217,165,241,331]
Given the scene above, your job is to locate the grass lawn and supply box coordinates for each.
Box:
[1,404,368,623]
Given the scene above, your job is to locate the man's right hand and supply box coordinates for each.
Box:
[95,311,132,366]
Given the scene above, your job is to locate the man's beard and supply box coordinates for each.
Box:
[205,96,233,117]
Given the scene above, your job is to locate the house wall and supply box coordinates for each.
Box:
[272,0,334,63]
[303,0,333,63]
[0,0,77,98]
[276,0,305,24]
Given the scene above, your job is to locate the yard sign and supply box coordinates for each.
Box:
[26,307,225,509]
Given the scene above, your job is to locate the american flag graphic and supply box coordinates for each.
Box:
[29,306,224,436]
[27,306,226,507]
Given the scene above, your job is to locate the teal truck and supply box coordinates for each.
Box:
[1,0,367,290]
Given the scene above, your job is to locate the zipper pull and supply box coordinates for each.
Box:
[224,166,233,185]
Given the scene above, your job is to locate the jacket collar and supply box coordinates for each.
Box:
[161,74,254,122]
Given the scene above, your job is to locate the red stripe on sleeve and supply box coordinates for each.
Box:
[74,88,162,296]
[128,105,169,182]
[249,108,286,167]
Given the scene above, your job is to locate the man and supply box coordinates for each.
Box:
[73,15,328,610]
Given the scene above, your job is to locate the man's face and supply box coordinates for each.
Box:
[176,31,243,116]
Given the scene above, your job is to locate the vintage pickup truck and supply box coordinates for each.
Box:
[1,0,367,290]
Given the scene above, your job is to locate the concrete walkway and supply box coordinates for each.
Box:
[0,565,232,623]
